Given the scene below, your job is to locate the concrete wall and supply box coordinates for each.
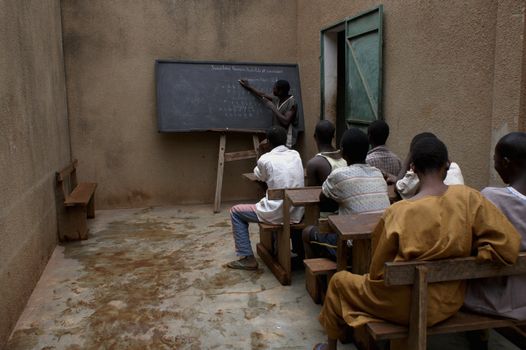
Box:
[61,0,298,208]
[297,0,526,191]
[0,0,70,346]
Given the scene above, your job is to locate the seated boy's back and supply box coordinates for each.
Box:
[303,128,390,259]
[465,132,526,319]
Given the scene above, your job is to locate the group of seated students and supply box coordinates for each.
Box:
[225,120,526,349]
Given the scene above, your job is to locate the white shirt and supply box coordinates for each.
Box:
[254,145,305,224]
[396,162,465,200]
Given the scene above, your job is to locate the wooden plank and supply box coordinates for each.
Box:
[267,189,285,200]
[304,258,337,275]
[257,243,289,285]
[64,183,97,206]
[213,134,226,213]
[87,195,95,218]
[408,266,428,350]
[318,219,331,234]
[58,205,88,241]
[286,188,322,205]
[305,267,322,304]
[267,187,321,201]
[384,253,526,286]
[336,238,348,272]
[367,311,518,341]
[259,226,273,252]
[259,222,305,230]
[328,212,382,240]
[242,173,258,182]
[252,135,260,158]
[352,239,371,275]
[224,150,257,162]
[57,159,78,182]
[277,196,292,285]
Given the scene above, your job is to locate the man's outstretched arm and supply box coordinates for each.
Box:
[239,79,273,101]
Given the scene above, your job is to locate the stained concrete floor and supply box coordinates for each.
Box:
[6,205,520,350]
[6,205,357,350]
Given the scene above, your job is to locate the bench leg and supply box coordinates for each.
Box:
[352,239,371,275]
[87,195,95,219]
[58,206,88,241]
[408,266,428,350]
[305,268,322,304]
[259,229,273,253]
[277,198,292,285]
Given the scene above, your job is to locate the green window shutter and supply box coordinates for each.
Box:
[345,5,383,129]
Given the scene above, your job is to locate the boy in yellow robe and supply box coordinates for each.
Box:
[314,137,521,350]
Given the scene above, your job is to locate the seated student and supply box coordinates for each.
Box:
[305,120,347,187]
[464,132,526,319]
[226,126,304,270]
[239,79,299,149]
[366,120,402,182]
[302,128,390,259]
[314,137,520,350]
[396,132,464,199]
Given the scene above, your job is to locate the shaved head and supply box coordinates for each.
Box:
[496,132,526,166]
[314,120,335,145]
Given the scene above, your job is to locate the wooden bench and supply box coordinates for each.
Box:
[56,159,97,241]
[256,187,321,285]
[366,252,526,350]
[304,257,337,304]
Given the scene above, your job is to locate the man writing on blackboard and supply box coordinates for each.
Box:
[239,79,298,149]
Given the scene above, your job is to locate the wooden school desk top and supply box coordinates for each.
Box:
[328,212,383,240]
[285,187,321,205]
[242,173,258,182]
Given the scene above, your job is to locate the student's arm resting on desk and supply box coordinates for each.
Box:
[239,79,273,101]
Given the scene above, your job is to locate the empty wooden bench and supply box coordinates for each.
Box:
[366,252,526,350]
[56,159,97,241]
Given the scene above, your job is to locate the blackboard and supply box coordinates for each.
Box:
[155,60,304,133]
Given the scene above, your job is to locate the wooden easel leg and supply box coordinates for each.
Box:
[214,134,226,213]
[252,135,260,158]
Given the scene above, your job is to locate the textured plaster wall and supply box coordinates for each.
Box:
[61,0,298,208]
[488,0,525,185]
[61,0,525,207]
[297,0,525,190]
[0,0,70,346]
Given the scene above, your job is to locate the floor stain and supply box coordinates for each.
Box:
[6,206,330,350]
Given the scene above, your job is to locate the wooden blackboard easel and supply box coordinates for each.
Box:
[214,131,261,213]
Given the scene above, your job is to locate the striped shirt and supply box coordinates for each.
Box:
[322,163,390,215]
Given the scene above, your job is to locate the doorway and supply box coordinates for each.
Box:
[320,6,384,144]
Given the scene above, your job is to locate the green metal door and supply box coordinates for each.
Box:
[346,6,383,129]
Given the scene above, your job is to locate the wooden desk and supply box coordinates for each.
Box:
[328,212,383,274]
[242,171,308,183]
[242,172,258,182]
[285,187,321,226]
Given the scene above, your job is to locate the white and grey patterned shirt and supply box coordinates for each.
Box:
[322,163,390,215]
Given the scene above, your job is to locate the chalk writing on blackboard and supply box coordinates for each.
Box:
[156,61,304,132]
